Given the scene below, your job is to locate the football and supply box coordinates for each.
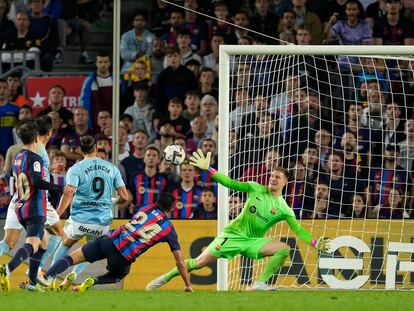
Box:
[163,144,186,165]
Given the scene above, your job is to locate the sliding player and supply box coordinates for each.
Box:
[146,150,332,291]
[43,192,192,292]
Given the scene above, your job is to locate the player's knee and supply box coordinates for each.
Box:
[6,240,17,250]
[62,239,72,247]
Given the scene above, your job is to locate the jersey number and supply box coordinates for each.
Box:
[13,172,30,202]
[92,177,105,199]
[126,212,163,243]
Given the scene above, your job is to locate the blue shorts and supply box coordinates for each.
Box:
[19,217,45,240]
[82,236,131,279]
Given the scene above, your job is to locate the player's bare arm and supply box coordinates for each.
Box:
[57,185,76,217]
[172,250,193,292]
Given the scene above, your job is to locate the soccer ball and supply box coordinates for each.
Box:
[163,145,186,165]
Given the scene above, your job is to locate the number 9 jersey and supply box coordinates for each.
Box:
[66,157,125,226]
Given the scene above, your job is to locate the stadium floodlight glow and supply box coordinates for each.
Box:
[218,45,414,291]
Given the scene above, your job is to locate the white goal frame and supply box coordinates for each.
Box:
[217,45,414,291]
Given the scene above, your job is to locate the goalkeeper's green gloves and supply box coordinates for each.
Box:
[189,149,212,170]
[313,236,332,253]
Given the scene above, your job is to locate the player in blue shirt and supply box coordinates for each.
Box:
[43,192,192,292]
[50,135,129,290]
[0,121,63,292]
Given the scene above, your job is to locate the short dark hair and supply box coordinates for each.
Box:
[145,145,160,157]
[133,82,149,92]
[177,29,191,37]
[200,67,214,75]
[8,71,21,79]
[185,59,201,67]
[120,113,133,122]
[185,90,200,98]
[282,9,296,18]
[19,104,33,113]
[48,84,66,95]
[80,135,96,154]
[0,78,8,84]
[202,187,215,194]
[201,138,217,149]
[36,115,53,135]
[94,132,109,142]
[17,120,38,144]
[96,51,111,59]
[169,97,182,106]
[329,150,344,162]
[134,129,149,137]
[157,192,176,212]
[165,46,180,56]
[133,9,147,21]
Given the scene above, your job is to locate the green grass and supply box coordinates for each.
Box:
[0,290,413,311]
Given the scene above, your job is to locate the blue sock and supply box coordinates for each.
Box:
[29,248,46,285]
[72,262,89,277]
[8,243,34,272]
[40,234,61,270]
[0,240,9,256]
[51,242,70,265]
[44,255,73,279]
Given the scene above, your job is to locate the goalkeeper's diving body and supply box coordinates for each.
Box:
[146,150,332,291]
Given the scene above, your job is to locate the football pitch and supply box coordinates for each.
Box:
[1,290,413,311]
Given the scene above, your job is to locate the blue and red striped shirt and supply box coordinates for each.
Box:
[193,204,217,219]
[195,169,218,196]
[108,204,180,262]
[370,167,408,206]
[129,172,171,213]
[171,185,202,219]
[12,149,47,221]
[50,172,66,208]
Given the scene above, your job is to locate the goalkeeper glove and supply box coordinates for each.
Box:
[189,149,211,170]
[314,236,332,253]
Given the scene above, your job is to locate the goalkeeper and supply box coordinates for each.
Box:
[146,149,332,291]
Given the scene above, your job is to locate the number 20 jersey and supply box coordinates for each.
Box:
[108,204,180,262]
[66,157,125,226]
[12,149,46,220]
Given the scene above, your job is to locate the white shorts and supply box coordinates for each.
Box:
[63,217,109,241]
[45,201,60,227]
[4,195,60,230]
[4,197,23,230]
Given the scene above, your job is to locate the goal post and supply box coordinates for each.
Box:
[217,45,414,291]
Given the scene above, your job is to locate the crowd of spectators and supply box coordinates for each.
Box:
[0,0,100,72]
[1,0,414,220]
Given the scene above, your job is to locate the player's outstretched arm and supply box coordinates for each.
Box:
[172,250,193,292]
[189,149,257,193]
[31,172,63,192]
[285,216,332,253]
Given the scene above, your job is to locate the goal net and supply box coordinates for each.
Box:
[217,45,414,290]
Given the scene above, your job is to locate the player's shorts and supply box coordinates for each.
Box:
[82,235,131,280]
[4,198,23,230]
[207,232,272,260]
[5,197,59,230]
[19,217,46,240]
[45,201,60,227]
[64,217,109,241]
